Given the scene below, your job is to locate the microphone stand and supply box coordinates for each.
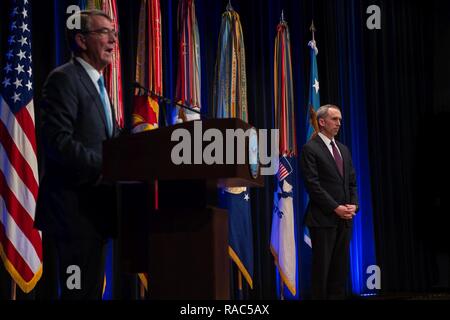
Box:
[133,82,204,127]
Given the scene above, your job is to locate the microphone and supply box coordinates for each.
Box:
[132,82,202,116]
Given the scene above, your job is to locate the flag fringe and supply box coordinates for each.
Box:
[269,245,296,296]
[0,243,42,293]
[138,273,148,291]
[228,246,253,289]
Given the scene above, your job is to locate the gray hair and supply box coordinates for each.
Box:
[66,10,112,54]
[316,104,341,123]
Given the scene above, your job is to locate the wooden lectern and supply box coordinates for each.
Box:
[103,118,263,299]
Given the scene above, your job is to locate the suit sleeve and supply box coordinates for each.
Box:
[300,144,340,214]
[40,70,101,185]
[347,149,359,210]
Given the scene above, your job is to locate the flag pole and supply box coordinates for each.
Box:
[11,279,16,300]
[238,270,243,299]
[271,11,297,299]
[139,282,145,299]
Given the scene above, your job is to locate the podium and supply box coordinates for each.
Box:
[103,118,263,299]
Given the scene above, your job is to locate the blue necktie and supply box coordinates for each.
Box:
[97,75,113,137]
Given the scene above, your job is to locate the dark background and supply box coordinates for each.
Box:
[1,0,449,298]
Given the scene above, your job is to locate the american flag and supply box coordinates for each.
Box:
[0,0,42,293]
[278,157,292,181]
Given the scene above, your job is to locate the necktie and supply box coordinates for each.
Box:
[330,140,343,176]
[97,75,113,137]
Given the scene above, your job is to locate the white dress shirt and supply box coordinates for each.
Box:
[75,57,113,127]
[318,132,342,159]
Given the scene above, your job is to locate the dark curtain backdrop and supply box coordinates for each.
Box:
[362,0,437,293]
[1,0,449,298]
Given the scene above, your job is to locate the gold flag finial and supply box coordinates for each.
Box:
[310,20,316,32]
[227,0,233,11]
[310,20,316,40]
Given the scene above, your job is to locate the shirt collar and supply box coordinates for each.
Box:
[75,57,102,83]
[318,132,336,146]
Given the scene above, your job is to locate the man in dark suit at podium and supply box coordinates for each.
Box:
[35,10,119,299]
[300,104,359,299]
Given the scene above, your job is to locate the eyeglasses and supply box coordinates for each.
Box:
[83,28,118,38]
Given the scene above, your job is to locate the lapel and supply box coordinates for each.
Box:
[72,58,111,137]
[314,135,344,181]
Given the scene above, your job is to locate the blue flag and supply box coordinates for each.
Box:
[303,39,321,248]
[219,188,253,288]
[306,39,320,141]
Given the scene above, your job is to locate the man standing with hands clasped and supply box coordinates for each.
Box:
[300,104,359,300]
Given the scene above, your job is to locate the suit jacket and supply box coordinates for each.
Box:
[35,58,119,239]
[300,135,358,227]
